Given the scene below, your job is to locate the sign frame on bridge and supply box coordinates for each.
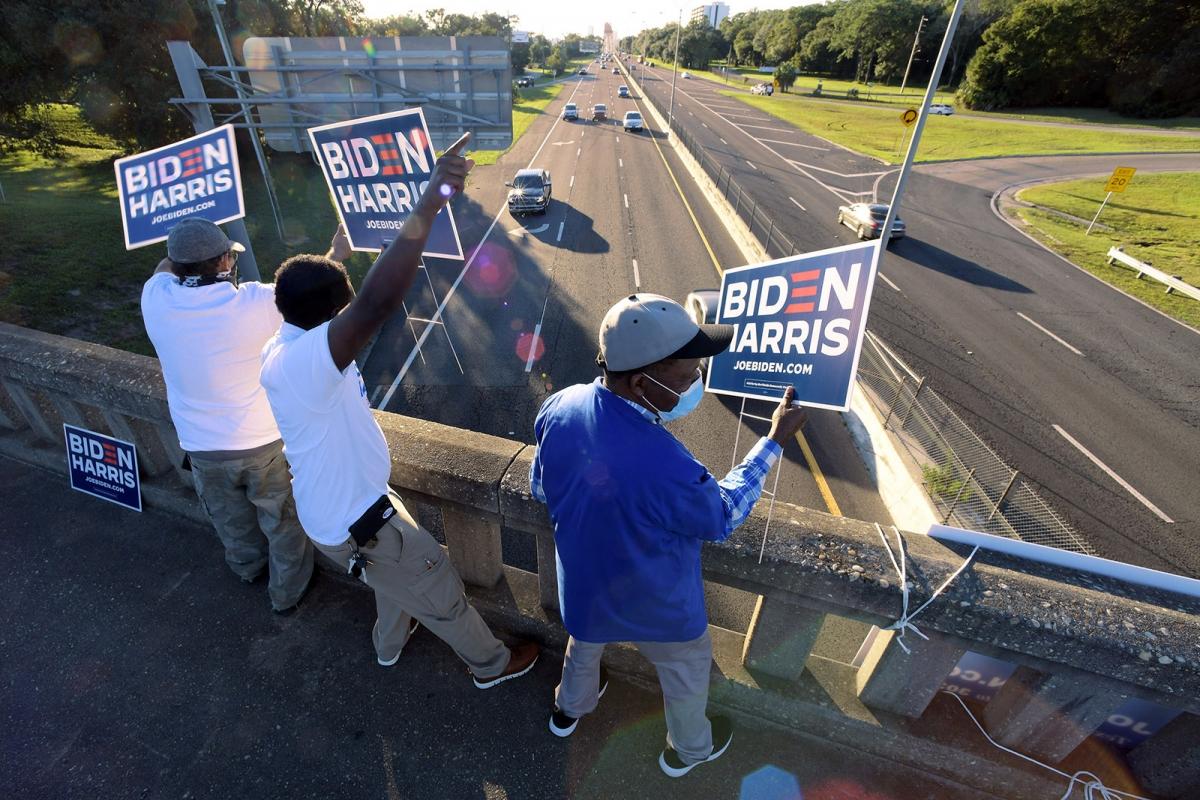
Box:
[63,424,142,512]
[308,107,464,259]
[113,125,244,250]
[705,241,882,411]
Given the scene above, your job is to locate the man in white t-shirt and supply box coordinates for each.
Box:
[142,217,321,613]
[260,133,539,686]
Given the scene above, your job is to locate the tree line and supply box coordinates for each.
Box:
[0,1,553,155]
[619,0,1198,118]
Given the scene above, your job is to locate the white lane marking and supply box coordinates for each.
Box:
[570,175,575,187]
[619,158,623,168]
[1016,312,1085,356]
[877,272,901,292]
[577,147,581,157]
[506,223,549,236]
[788,196,806,211]
[756,137,831,151]
[556,221,564,242]
[1052,425,1174,523]
[623,193,629,208]
[524,322,542,373]
[632,258,641,290]
[745,160,758,170]
[378,74,588,409]
[871,169,898,203]
[726,122,798,134]
[616,135,620,142]
[720,137,728,145]
[701,122,708,128]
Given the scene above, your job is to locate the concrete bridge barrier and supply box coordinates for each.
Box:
[1,321,1197,799]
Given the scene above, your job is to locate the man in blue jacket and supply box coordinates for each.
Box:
[531,293,808,777]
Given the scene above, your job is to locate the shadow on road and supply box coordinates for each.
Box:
[895,238,1033,293]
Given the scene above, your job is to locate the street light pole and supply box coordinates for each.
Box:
[667,9,682,134]
[878,0,964,249]
[899,15,928,95]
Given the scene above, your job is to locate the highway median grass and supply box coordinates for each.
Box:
[726,91,1200,163]
[1007,172,1200,329]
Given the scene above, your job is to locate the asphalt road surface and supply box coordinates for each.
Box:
[359,65,893,533]
[633,62,1200,577]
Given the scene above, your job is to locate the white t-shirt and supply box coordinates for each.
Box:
[259,322,391,546]
[141,273,283,453]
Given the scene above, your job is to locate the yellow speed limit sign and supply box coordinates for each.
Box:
[1105,166,1136,193]
[900,108,919,127]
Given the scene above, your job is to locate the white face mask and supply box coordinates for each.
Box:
[640,371,704,422]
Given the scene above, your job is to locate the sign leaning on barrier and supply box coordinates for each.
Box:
[63,424,142,512]
[308,108,464,259]
[706,241,881,410]
[113,125,244,250]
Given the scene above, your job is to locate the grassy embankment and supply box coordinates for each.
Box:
[0,73,578,352]
[728,91,1200,163]
[1009,172,1200,329]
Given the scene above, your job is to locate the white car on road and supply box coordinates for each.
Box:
[929,103,954,115]
[623,111,643,132]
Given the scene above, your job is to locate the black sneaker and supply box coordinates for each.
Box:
[658,715,733,778]
[548,667,610,738]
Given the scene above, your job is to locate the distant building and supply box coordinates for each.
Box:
[690,3,730,28]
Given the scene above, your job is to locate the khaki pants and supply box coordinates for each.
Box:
[556,631,715,764]
[191,441,313,610]
[315,495,510,678]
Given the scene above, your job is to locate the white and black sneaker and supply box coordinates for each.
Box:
[473,641,540,689]
[658,715,733,777]
[548,667,610,737]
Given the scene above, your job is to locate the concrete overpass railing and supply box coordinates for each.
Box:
[1,321,1197,799]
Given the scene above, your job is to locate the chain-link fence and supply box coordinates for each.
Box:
[668,117,801,260]
[856,332,1094,554]
[655,90,1094,554]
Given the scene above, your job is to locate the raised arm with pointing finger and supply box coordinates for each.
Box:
[325,132,473,370]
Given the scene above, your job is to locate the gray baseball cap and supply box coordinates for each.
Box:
[166,218,245,264]
[598,293,735,371]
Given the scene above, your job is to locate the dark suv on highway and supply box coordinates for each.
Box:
[506,168,552,215]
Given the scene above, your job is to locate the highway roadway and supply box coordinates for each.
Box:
[632,62,1200,576]
[359,64,893,537]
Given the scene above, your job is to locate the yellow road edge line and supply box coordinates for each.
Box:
[639,100,843,518]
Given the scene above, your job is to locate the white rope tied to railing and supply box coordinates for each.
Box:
[944,691,1154,800]
[874,523,979,654]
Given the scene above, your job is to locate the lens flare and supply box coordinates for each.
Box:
[464,243,517,298]
[362,39,377,57]
[515,331,545,364]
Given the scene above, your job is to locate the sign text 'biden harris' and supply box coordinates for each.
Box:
[308,108,464,259]
[706,241,881,411]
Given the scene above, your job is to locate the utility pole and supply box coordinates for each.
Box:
[899,15,928,95]
[878,0,964,249]
[668,9,682,133]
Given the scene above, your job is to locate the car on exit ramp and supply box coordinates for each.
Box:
[837,202,906,242]
[506,168,552,216]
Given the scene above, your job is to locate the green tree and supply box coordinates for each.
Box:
[774,61,798,92]
[546,50,564,76]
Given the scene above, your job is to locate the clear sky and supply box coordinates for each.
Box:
[360,1,806,40]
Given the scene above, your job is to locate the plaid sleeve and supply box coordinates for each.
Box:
[716,437,782,537]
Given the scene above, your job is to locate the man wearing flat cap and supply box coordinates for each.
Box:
[141,218,345,613]
[530,293,808,776]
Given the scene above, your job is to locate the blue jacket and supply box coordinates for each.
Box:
[532,379,726,642]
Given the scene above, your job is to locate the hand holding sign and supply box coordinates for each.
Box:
[768,386,809,445]
[419,132,474,213]
[327,224,353,262]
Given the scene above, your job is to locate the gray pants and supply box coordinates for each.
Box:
[556,631,715,764]
[190,441,313,610]
[314,495,510,678]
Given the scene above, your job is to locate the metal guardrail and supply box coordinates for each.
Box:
[856,332,1095,555]
[1107,246,1200,302]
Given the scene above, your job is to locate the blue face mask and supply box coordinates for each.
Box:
[641,371,705,422]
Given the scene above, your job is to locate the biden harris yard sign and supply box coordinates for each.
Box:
[64,424,142,512]
[308,108,464,259]
[706,241,881,411]
[113,125,244,250]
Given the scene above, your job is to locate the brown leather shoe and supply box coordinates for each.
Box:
[473,640,540,689]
